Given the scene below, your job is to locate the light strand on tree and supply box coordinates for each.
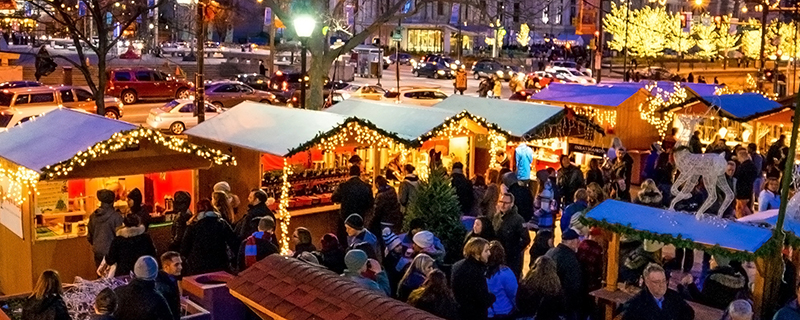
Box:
[277,158,293,255]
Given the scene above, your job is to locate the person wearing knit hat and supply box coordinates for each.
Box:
[213,181,241,212]
[113,256,174,320]
[297,251,324,268]
[677,254,748,310]
[382,227,403,256]
[88,189,124,267]
[412,230,434,251]
[331,165,374,247]
[344,213,379,258]
[545,228,583,318]
[341,249,391,296]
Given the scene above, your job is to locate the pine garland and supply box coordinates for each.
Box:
[580,215,781,261]
[285,117,420,157]
[403,166,466,263]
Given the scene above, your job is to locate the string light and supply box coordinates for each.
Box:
[41,128,236,179]
[569,106,617,128]
[277,158,293,255]
[316,122,400,152]
[0,163,40,206]
[638,82,686,138]
[488,129,507,169]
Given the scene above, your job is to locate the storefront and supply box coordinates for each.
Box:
[0,109,235,295]
[185,102,416,253]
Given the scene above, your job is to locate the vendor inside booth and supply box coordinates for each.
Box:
[186,102,416,253]
[0,109,235,295]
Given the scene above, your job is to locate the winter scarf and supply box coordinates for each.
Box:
[244,231,274,268]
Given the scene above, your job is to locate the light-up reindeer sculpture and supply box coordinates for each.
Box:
[668,115,735,218]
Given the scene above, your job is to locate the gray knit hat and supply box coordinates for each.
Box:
[133,256,158,281]
[344,249,368,272]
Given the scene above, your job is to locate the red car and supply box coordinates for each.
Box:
[106,68,193,104]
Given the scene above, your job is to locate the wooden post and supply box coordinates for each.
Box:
[372,146,380,188]
[606,232,620,291]
[755,254,784,319]
[468,136,475,178]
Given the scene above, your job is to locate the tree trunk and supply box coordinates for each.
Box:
[305,30,329,110]
[96,52,107,116]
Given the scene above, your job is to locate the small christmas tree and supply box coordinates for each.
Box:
[404,166,466,263]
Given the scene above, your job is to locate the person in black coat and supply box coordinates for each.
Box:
[234,189,274,243]
[545,229,583,320]
[319,233,347,274]
[168,191,193,252]
[155,251,183,320]
[22,270,71,320]
[451,237,494,320]
[181,199,239,276]
[493,194,531,278]
[450,162,475,215]
[332,166,374,247]
[677,256,748,310]
[501,172,534,222]
[114,256,173,320]
[103,214,157,277]
[92,288,117,320]
[127,188,150,230]
[622,264,694,320]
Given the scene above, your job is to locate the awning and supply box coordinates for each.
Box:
[530,83,646,108]
[185,102,349,157]
[325,99,460,141]
[432,95,603,139]
[699,93,781,121]
[586,200,773,257]
[0,108,136,173]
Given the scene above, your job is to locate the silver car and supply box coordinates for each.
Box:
[203,81,278,108]
[145,99,223,134]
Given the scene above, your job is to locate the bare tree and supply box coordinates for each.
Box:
[24,0,162,117]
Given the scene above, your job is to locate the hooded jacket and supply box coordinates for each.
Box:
[87,204,124,257]
[678,265,747,310]
[634,191,664,208]
[398,174,420,211]
[105,225,157,277]
[127,188,149,229]
[21,294,71,320]
[557,164,585,205]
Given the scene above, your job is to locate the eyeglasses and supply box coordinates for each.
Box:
[497,201,512,205]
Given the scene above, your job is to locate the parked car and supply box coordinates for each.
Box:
[637,66,673,80]
[0,86,124,119]
[384,53,412,65]
[146,99,223,134]
[0,106,64,129]
[0,81,42,89]
[339,84,387,100]
[106,67,193,104]
[203,81,278,108]
[384,88,448,107]
[550,67,596,84]
[230,73,271,91]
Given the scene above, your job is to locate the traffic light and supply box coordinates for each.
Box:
[765,70,774,81]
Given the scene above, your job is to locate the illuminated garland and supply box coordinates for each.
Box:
[277,159,293,255]
[286,117,418,157]
[569,106,618,128]
[580,215,780,261]
[418,111,512,143]
[488,129,507,169]
[638,82,687,138]
[41,128,237,179]
[713,74,777,100]
[0,162,40,206]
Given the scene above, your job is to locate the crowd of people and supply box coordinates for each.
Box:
[15,127,799,320]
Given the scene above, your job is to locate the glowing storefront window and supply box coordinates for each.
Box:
[408,29,443,52]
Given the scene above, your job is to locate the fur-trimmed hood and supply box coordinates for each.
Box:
[637,191,663,205]
[116,224,146,238]
[708,267,747,289]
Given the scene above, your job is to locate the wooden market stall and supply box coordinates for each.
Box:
[325,98,508,179]
[0,108,235,295]
[584,200,778,320]
[433,95,604,179]
[666,92,782,151]
[184,101,416,253]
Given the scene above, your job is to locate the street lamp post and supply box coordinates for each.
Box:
[775,50,782,96]
[293,15,316,109]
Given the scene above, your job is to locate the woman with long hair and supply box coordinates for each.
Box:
[292,227,316,258]
[397,253,435,301]
[517,256,566,320]
[181,199,238,275]
[486,241,517,319]
[452,237,494,320]
[318,233,346,274]
[465,216,497,245]
[212,191,234,224]
[22,270,71,320]
[407,269,459,319]
[586,158,605,187]
[758,177,781,212]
